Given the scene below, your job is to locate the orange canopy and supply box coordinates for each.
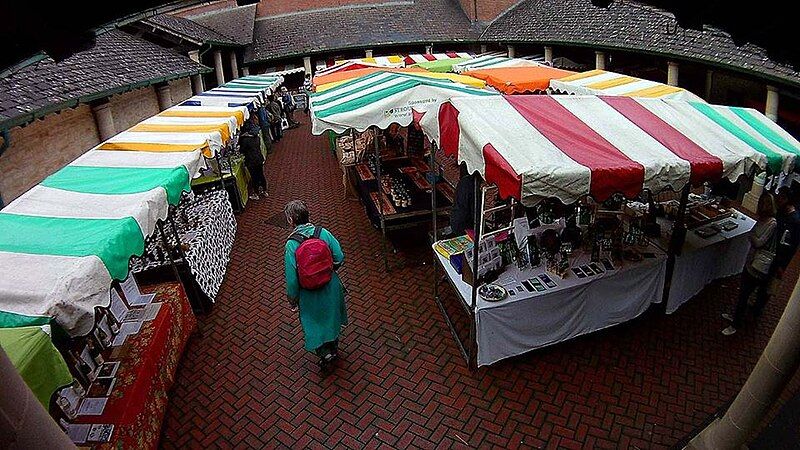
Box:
[463,66,576,94]
[313,67,428,88]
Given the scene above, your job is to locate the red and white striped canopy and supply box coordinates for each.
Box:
[403,52,473,65]
[418,95,800,204]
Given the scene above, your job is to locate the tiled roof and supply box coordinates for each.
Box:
[0,29,211,129]
[143,13,239,46]
[481,0,800,88]
[189,4,257,46]
[244,0,479,64]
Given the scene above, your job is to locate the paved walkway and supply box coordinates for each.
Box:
[161,122,799,449]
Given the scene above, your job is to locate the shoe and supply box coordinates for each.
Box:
[722,325,737,336]
[721,313,733,322]
[258,188,268,197]
[249,194,260,201]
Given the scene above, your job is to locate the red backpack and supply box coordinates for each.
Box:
[289,226,334,290]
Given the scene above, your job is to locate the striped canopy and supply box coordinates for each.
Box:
[315,69,486,92]
[314,61,387,77]
[550,70,705,102]
[463,66,577,94]
[310,70,496,135]
[410,58,470,73]
[181,75,283,108]
[453,54,544,74]
[403,52,473,65]
[419,95,800,205]
[0,102,246,336]
[335,55,405,68]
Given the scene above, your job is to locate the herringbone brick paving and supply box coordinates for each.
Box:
[161,121,800,449]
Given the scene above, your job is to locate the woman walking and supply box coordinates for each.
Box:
[722,193,778,335]
[283,200,348,368]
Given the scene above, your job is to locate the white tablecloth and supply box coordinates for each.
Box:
[665,212,756,313]
[436,246,667,366]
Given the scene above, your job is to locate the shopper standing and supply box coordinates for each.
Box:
[268,94,283,142]
[240,114,267,200]
[722,193,778,335]
[283,200,347,368]
[280,86,298,127]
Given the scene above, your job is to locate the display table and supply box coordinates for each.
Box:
[74,281,195,449]
[663,212,756,313]
[191,157,248,212]
[0,325,72,408]
[435,245,668,366]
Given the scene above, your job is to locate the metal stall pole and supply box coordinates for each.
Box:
[468,179,482,371]
[661,184,691,312]
[374,126,389,272]
[431,142,439,302]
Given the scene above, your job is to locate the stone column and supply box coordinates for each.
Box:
[704,69,714,101]
[595,51,606,70]
[155,83,172,111]
[480,44,487,54]
[365,49,373,58]
[667,61,679,86]
[742,171,766,214]
[0,347,76,449]
[303,56,312,75]
[213,49,225,86]
[187,50,204,94]
[688,275,800,449]
[507,45,515,58]
[544,46,553,64]
[766,85,780,122]
[242,66,250,76]
[229,51,239,79]
[425,44,433,54]
[91,101,115,141]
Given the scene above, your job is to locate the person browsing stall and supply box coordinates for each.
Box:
[283,200,348,368]
[240,114,267,200]
[722,193,778,335]
[267,94,283,142]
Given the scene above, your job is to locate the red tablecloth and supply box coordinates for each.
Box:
[76,282,196,449]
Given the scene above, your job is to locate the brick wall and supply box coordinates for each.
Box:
[169,78,193,104]
[457,0,521,22]
[110,86,161,132]
[0,105,100,202]
[256,0,396,18]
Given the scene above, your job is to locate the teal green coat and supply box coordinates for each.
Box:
[284,224,347,351]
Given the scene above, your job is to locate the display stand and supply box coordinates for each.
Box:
[71,282,195,449]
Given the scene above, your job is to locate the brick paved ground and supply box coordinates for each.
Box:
[161,121,800,449]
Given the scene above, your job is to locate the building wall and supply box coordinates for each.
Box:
[174,0,237,18]
[457,0,521,22]
[169,77,193,104]
[110,86,161,132]
[0,105,100,203]
[255,0,395,18]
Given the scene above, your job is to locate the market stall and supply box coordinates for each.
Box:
[418,94,800,367]
[409,58,470,73]
[403,52,473,66]
[452,54,544,74]
[550,69,706,102]
[311,70,496,268]
[463,66,576,94]
[314,68,486,92]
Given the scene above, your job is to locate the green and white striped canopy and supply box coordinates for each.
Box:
[0,149,206,335]
[310,70,497,135]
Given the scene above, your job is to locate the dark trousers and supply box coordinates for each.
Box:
[733,271,770,327]
[315,339,338,358]
[270,122,283,141]
[246,161,266,192]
